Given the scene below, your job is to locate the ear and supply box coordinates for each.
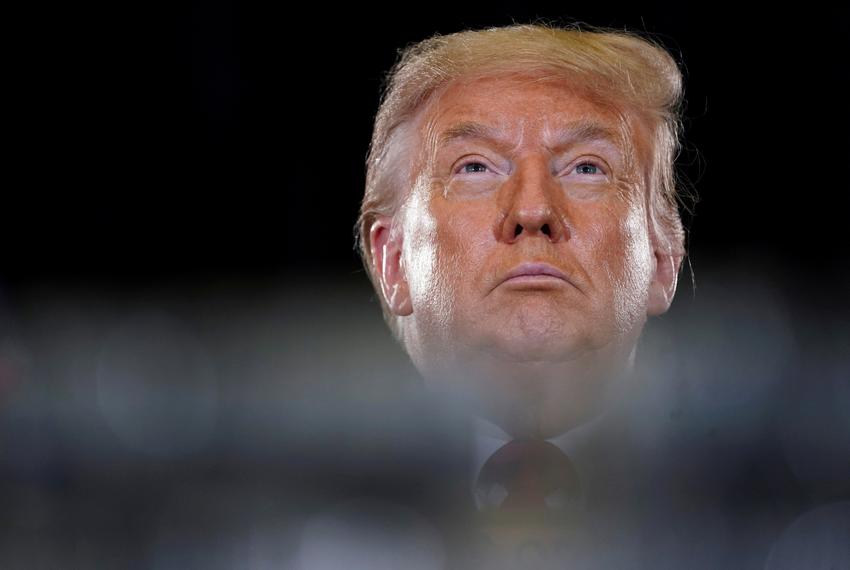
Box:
[646,240,683,317]
[369,216,413,316]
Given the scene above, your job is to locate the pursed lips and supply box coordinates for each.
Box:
[499,262,571,287]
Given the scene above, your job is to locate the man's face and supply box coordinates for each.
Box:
[371,74,677,435]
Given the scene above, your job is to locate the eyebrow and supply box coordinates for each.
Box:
[436,119,624,154]
[544,119,624,153]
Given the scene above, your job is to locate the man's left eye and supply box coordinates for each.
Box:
[575,162,602,175]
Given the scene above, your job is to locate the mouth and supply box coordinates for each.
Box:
[499,262,571,288]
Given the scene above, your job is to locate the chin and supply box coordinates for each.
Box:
[473,313,597,363]
[472,330,591,364]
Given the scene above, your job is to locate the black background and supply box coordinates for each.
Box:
[8,4,850,313]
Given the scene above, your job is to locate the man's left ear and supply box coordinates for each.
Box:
[647,241,683,317]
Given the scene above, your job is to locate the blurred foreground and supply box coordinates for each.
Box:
[0,266,848,569]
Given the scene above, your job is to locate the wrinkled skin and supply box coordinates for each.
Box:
[370,74,680,438]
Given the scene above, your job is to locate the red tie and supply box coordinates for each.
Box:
[474,438,581,520]
[471,439,585,566]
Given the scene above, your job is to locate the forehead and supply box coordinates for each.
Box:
[419,73,633,148]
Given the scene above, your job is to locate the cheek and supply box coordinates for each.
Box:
[605,204,654,330]
[442,204,491,254]
[402,193,474,329]
[577,199,653,331]
[432,197,493,274]
[407,198,493,325]
[402,192,439,306]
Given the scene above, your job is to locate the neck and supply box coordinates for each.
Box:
[422,347,637,440]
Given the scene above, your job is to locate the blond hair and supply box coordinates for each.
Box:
[356,22,691,339]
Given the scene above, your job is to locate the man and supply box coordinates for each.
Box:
[351,22,688,567]
[357,22,685,443]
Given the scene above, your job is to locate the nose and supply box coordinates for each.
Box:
[497,157,569,244]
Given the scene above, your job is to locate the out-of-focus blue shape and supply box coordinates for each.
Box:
[96,311,218,458]
[765,501,850,570]
[294,497,446,570]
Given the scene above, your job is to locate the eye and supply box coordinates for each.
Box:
[460,161,489,174]
[574,161,604,175]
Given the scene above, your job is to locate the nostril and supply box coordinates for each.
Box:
[514,224,523,238]
[541,223,551,237]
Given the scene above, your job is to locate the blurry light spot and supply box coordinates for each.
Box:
[96,312,218,457]
[779,371,850,495]
[295,498,445,570]
[765,501,850,570]
[0,340,30,402]
[680,279,794,409]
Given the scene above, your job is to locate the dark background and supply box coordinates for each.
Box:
[8,5,849,307]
